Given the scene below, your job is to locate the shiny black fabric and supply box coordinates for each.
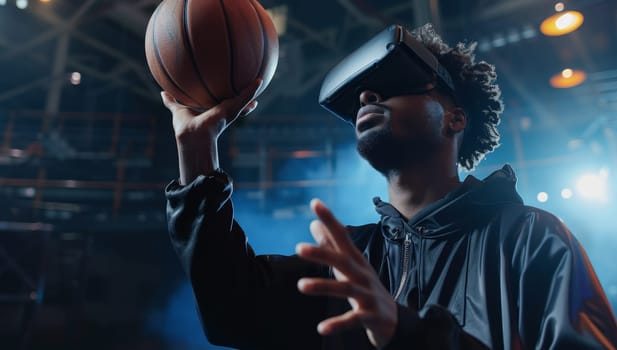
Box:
[165,165,617,349]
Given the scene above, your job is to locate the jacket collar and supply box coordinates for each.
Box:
[376,165,523,240]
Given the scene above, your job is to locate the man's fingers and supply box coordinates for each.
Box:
[161,91,205,119]
[310,199,342,229]
[317,310,365,335]
[309,220,335,247]
[297,278,369,300]
[240,100,259,116]
[296,243,364,279]
[310,199,357,253]
[296,243,347,269]
[163,79,262,133]
[160,91,180,112]
[209,78,263,123]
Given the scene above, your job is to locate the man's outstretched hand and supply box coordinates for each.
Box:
[296,199,398,348]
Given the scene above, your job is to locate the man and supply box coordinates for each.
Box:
[162,24,617,349]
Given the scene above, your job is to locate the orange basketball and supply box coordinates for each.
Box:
[145,0,279,110]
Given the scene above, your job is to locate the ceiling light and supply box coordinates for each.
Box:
[16,0,28,9]
[540,10,584,36]
[550,68,586,88]
[537,192,549,203]
[561,188,573,199]
[70,72,82,85]
[554,2,565,12]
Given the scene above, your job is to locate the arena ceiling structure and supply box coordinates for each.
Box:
[0,0,616,349]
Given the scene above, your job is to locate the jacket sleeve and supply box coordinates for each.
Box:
[512,208,617,349]
[165,172,328,350]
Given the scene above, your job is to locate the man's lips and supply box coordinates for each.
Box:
[356,105,386,132]
[356,113,384,133]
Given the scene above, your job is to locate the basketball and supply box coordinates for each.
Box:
[145,0,279,110]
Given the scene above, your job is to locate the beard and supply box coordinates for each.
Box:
[356,127,438,175]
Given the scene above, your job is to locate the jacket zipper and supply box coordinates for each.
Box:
[393,232,412,302]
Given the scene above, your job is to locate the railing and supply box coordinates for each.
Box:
[0,110,169,225]
[0,109,356,226]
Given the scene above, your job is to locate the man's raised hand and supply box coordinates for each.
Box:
[296,199,398,348]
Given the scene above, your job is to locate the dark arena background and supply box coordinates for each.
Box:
[1,0,616,349]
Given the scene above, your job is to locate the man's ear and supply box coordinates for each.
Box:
[446,107,467,135]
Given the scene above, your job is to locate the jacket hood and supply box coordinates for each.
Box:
[375,164,524,240]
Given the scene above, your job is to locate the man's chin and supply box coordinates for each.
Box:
[356,123,382,138]
[356,129,400,175]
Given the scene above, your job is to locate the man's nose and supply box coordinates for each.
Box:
[359,90,382,107]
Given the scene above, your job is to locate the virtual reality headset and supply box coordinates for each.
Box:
[319,24,456,125]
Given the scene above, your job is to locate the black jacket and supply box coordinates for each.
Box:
[166,165,617,349]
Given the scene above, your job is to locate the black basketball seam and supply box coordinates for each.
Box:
[219,0,238,96]
[151,3,200,109]
[183,0,220,104]
[247,0,267,81]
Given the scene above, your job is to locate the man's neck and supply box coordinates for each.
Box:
[386,162,461,221]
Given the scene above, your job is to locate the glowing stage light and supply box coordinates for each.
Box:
[16,0,27,9]
[576,171,609,202]
[550,68,586,88]
[561,188,573,199]
[540,10,584,36]
[0,0,6,6]
[537,192,549,203]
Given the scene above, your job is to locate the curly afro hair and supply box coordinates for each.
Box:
[411,24,504,171]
